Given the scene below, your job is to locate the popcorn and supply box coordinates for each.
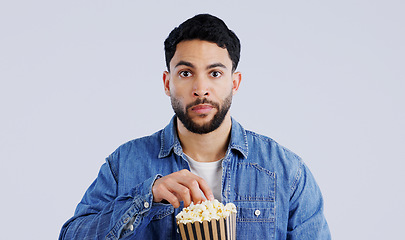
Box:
[176,200,237,240]
[176,200,237,224]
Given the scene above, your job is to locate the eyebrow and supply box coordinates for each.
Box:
[207,63,227,70]
[174,61,194,69]
[174,61,227,70]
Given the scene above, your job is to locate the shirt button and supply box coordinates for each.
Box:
[144,201,150,209]
[254,209,261,216]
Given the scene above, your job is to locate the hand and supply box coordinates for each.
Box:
[152,169,214,208]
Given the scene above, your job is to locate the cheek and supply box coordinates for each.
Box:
[170,88,182,99]
[170,92,186,105]
[170,81,184,95]
[216,83,233,97]
[171,84,192,100]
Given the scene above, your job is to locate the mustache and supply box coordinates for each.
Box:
[186,98,220,110]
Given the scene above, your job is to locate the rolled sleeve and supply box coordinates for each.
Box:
[59,161,172,240]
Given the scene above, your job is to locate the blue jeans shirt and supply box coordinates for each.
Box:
[59,117,331,239]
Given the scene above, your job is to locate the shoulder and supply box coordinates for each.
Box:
[231,118,302,168]
[245,129,302,163]
[243,129,304,185]
[106,129,163,166]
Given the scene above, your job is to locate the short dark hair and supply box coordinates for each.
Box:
[164,14,241,72]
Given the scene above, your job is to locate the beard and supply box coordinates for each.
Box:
[170,92,233,134]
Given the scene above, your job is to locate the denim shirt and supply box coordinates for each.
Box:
[59,117,330,240]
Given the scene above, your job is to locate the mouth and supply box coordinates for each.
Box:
[190,104,214,114]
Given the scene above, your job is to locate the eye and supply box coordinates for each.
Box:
[210,71,222,78]
[179,70,192,78]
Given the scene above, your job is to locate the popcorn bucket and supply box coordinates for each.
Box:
[177,212,236,240]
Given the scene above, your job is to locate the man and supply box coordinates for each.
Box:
[59,14,330,239]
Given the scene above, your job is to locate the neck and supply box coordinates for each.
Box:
[176,114,232,163]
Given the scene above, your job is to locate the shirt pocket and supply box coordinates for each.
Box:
[233,162,276,239]
[236,206,275,239]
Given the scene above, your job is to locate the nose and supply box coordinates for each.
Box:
[192,76,209,97]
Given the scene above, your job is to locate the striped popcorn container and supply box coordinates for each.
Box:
[177,212,236,240]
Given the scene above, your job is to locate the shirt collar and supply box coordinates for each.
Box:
[158,116,248,159]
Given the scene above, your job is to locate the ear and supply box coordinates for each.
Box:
[231,71,242,95]
[163,71,171,96]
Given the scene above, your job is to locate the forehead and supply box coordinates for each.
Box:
[170,40,232,69]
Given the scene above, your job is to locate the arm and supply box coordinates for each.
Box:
[287,160,331,240]
[59,159,172,240]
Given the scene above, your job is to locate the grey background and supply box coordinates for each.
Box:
[1,0,404,239]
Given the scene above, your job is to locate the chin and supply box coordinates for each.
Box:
[191,114,213,123]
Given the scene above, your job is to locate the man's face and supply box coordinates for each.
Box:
[163,40,241,134]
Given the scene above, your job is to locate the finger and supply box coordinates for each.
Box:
[173,171,203,203]
[157,187,181,208]
[152,178,182,208]
[195,177,214,201]
[178,175,212,204]
[168,183,192,207]
[185,179,205,205]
